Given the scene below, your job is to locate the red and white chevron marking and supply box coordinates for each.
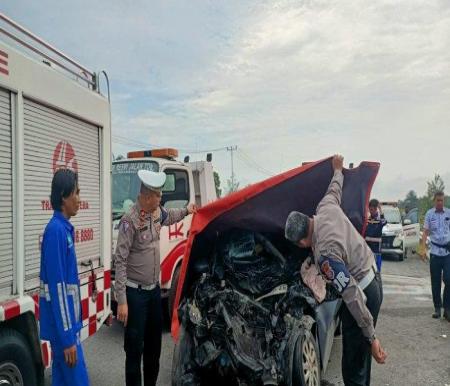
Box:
[0,269,111,368]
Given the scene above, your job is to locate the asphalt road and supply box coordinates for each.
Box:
[46,252,450,385]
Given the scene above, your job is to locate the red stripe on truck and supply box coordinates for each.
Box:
[41,342,50,368]
[96,291,104,313]
[160,241,186,284]
[32,294,40,319]
[89,315,97,336]
[3,300,20,320]
[81,298,89,321]
[104,270,111,290]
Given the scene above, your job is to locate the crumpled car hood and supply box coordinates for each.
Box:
[172,156,380,338]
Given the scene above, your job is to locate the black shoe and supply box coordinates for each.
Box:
[444,310,450,322]
[432,308,441,319]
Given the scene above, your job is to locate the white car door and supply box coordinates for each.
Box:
[402,208,420,249]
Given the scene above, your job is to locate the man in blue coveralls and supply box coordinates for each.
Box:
[39,168,89,386]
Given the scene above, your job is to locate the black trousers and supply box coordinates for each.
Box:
[342,273,383,386]
[430,254,450,311]
[124,285,162,386]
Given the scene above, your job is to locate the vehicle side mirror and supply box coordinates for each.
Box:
[403,219,412,225]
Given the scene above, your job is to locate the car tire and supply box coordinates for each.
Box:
[172,324,197,386]
[169,265,181,323]
[0,329,38,386]
[398,252,404,262]
[171,338,181,386]
[292,329,321,386]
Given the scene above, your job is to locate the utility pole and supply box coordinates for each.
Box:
[227,146,238,190]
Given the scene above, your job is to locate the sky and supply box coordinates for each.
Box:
[2,0,450,200]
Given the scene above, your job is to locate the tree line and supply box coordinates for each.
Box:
[398,174,450,224]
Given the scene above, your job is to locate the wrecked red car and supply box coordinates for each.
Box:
[171,157,379,386]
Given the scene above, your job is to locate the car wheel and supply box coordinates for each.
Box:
[171,338,182,386]
[292,330,321,386]
[398,252,404,262]
[169,265,181,322]
[0,329,38,386]
[172,324,197,386]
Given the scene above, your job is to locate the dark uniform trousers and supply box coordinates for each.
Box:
[342,273,383,386]
[430,253,450,311]
[124,285,162,386]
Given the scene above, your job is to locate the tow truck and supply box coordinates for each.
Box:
[112,148,217,318]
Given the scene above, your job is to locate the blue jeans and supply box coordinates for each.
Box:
[374,253,382,272]
[430,254,450,311]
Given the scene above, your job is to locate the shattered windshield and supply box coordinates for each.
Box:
[112,161,158,218]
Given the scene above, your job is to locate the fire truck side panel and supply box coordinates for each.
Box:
[0,27,112,380]
[23,98,102,289]
[0,88,13,298]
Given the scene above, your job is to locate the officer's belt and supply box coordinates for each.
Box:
[126,280,159,291]
[430,240,450,253]
[365,236,381,243]
[358,263,378,291]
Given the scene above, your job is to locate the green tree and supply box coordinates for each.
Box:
[427,174,445,199]
[113,154,125,161]
[404,190,419,209]
[414,174,444,225]
[226,178,240,195]
[213,171,222,198]
[418,196,432,225]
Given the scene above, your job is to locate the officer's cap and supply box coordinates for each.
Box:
[137,170,166,193]
[285,211,310,244]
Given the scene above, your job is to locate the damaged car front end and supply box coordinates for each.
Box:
[174,230,340,385]
[171,158,379,386]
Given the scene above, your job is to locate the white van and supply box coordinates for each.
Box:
[381,204,420,261]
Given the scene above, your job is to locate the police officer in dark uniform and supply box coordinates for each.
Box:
[114,170,196,386]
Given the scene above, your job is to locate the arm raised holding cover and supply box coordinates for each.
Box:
[317,155,345,212]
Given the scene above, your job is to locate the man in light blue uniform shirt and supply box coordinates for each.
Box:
[420,191,450,321]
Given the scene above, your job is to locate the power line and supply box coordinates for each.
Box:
[236,153,273,177]
[112,134,229,154]
[113,134,276,179]
[236,149,275,177]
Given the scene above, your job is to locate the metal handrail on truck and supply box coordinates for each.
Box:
[0,13,97,89]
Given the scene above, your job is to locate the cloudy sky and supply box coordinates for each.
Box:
[3,0,450,199]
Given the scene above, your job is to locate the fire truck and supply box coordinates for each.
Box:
[0,14,111,385]
[112,149,217,318]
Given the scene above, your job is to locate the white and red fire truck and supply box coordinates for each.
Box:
[112,149,217,318]
[0,14,112,385]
